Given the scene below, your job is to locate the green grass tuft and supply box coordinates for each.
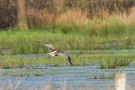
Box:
[99,54,134,69]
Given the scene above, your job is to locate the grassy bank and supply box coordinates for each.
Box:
[0,26,135,54]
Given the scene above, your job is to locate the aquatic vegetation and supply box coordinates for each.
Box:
[99,54,134,69]
[92,72,115,79]
[34,71,42,76]
[0,52,134,69]
[99,73,114,79]
[93,74,98,79]
[0,58,134,90]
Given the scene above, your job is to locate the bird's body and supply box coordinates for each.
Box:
[37,41,72,65]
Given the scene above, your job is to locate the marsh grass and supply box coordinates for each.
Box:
[99,73,114,79]
[0,30,135,54]
[0,53,134,69]
[91,73,114,79]
[99,54,134,69]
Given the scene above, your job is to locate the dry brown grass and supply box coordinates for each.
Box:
[55,8,88,26]
[26,7,55,28]
[128,6,135,25]
[25,4,135,29]
[26,0,135,28]
[26,7,89,28]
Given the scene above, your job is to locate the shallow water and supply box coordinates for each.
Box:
[0,49,135,90]
[0,65,135,90]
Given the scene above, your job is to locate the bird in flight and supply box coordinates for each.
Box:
[37,41,72,65]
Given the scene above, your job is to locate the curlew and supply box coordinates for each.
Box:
[37,41,72,65]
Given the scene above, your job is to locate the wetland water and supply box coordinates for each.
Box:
[0,66,135,90]
[0,49,135,90]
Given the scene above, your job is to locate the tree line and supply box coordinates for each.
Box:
[0,0,135,30]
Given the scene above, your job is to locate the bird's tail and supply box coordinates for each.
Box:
[68,56,72,65]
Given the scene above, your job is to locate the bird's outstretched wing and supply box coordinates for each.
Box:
[56,51,72,65]
[37,41,56,52]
